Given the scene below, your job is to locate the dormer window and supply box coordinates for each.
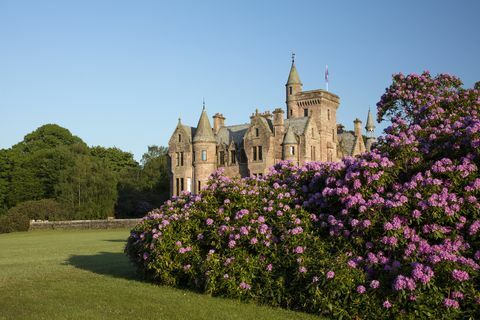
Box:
[255,128,259,137]
[178,134,182,142]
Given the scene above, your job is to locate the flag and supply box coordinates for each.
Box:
[325,65,329,83]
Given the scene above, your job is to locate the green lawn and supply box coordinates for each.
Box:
[0,229,319,320]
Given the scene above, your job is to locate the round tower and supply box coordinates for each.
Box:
[282,125,298,163]
[285,53,303,119]
[193,104,217,193]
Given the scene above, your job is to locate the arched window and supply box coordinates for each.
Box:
[178,134,182,142]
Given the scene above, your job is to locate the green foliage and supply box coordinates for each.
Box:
[13,124,86,153]
[56,155,117,219]
[116,145,169,218]
[0,124,170,223]
[0,211,30,233]
[90,146,138,174]
[8,199,69,221]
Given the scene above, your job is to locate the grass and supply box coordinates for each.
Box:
[0,229,320,320]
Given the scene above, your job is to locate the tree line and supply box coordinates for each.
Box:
[0,124,170,231]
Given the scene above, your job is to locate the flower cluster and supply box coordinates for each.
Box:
[126,73,480,319]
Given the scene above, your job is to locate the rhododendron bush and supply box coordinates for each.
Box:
[125,73,480,319]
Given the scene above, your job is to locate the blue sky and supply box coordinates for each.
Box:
[1,0,479,161]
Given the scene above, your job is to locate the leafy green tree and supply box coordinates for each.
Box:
[90,146,138,175]
[12,124,86,153]
[115,146,169,218]
[0,149,11,214]
[56,155,117,219]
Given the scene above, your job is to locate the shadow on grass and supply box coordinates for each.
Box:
[103,239,127,243]
[66,252,141,281]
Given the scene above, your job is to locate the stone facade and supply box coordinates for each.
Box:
[168,58,376,196]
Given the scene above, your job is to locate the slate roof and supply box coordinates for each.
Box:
[284,117,309,135]
[193,108,216,143]
[215,123,250,147]
[287,62,302,85]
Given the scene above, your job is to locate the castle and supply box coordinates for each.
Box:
[168,57,376,196]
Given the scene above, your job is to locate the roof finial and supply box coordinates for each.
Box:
[202,98,205,110]
[291,52,295,65]
[178,117,181,124]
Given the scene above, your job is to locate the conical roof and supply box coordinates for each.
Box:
[193,107,216,143]
[365,108,375,132]
[283,125,297,144]
[286,62,302,85]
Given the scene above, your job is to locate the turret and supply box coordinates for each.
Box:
[286,53,303,119]
[193,104,217,193]
[365,108,375,137]
[282,125,298,163]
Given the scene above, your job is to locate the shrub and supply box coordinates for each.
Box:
[7,198,70,221]
[126,73,480,319]
[0,211,30,233]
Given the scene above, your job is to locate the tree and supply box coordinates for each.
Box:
[115,145,169,218]
[56,155,117,219]
[90,146,138,175]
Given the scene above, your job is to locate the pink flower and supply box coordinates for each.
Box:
[356,285,366,294]
[443,298,459,309]
[326,271,335,279]
[239,282,251,290]
[383,300,392,309]
[451,269,469,282]
[294,246,304,254]
[266,264,273,272]
[206,218,214,225]
[370,280,380,289]
[299,266,307,273]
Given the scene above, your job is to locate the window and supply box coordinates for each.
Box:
[219,151,225,166]
[201,150,207,161]
[253,146,257,161]
[290,146,295,155]
[328,109,331,120]
[176,178,180,196]
[198,181,201,192]
[258,146,263,161]
[332,128,335,137]
[180,178,184,192]
[178,134,182,142]
[304,108,308,117]
[311,127,314,136]
[255,128,259,137]
[193,151,195,163]
[311,146,316,160]
[230,150,236,164]
[290,109,293,117]
[176,152,180,166]
[289,86,292,95]
[180,152,184,166]
[187,178,191,192]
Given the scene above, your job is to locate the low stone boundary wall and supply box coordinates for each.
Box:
[29,218,141,231]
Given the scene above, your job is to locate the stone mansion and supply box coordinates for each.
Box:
[168,58,376,196]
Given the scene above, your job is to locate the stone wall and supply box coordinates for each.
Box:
[29,218,141,231]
